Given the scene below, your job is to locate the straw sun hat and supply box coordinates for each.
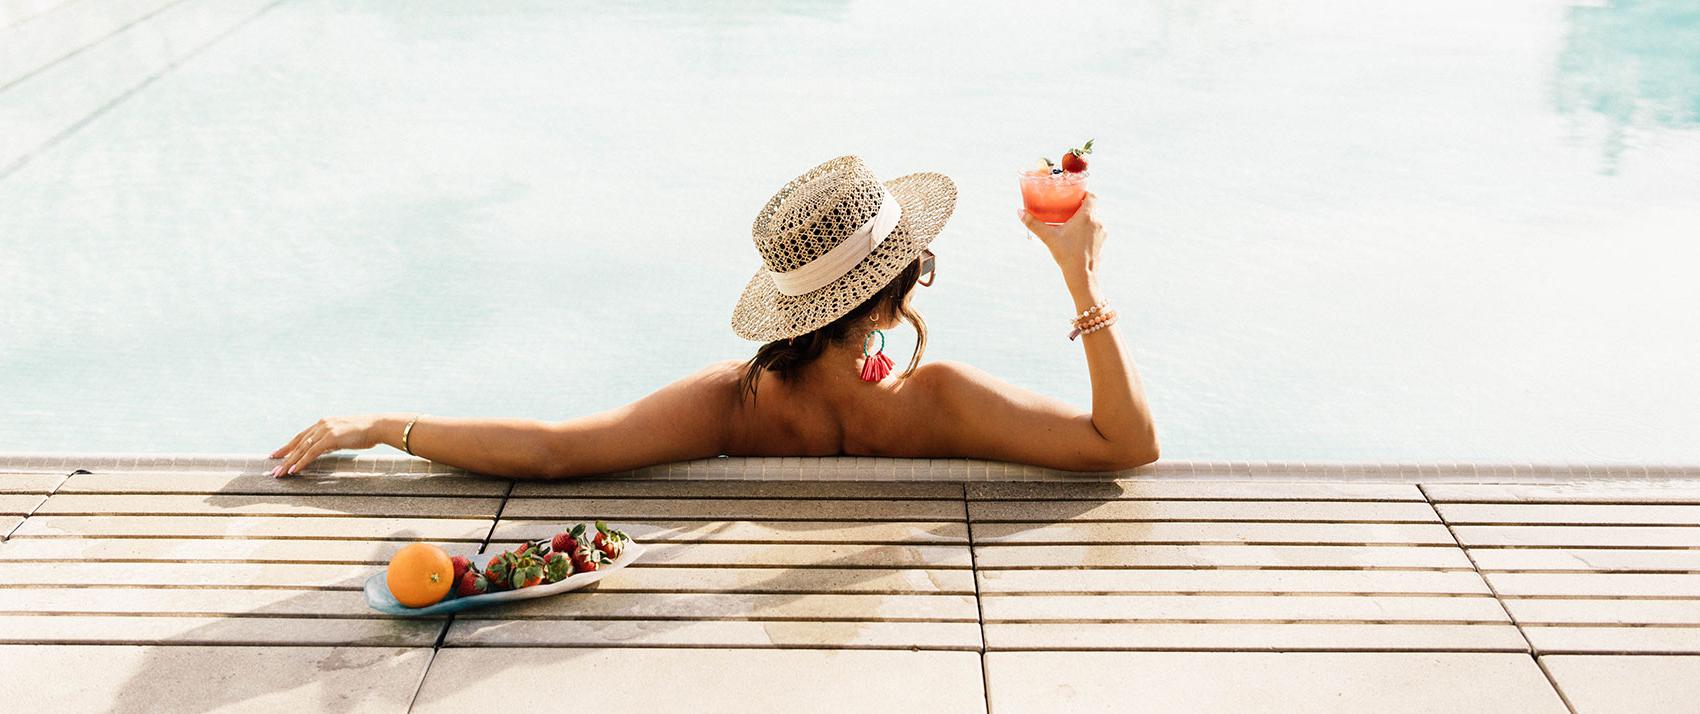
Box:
[730,156,957,342]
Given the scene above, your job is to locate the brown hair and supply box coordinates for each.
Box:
[737,257,927,403]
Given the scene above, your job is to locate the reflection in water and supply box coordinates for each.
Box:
[1554,0,1700,173]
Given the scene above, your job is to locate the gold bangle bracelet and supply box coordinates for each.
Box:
[402,414,424,456]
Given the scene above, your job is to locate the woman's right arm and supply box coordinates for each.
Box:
[917,194,1158,471]
[1024,193,1159,465]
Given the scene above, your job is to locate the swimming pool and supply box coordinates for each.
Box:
[3,0,1698,461]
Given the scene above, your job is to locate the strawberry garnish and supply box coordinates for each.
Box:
[1061,139,1093,173]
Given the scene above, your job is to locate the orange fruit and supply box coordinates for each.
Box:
[386,543,454,607]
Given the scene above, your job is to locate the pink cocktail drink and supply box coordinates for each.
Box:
[1018,169,1088,224]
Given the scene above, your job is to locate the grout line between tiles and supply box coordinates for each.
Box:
[963,482,993,714]
[1420,483,1576,714]
[3,469,82,542]
[406,479,513,713]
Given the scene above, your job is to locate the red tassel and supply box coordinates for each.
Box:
[859,351,894,382]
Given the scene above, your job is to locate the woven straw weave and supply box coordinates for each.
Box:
[731,156,956,342]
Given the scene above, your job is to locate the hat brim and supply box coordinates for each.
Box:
[730,171,956,342]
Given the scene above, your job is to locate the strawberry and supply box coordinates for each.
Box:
[1060,139,1093,173]
[491,548,544,589]
[572,541,610,572]
[485,554,511,590]
[450,556,472,585]
[510,554,544,588]
[543,552,574,583]
[593,520,629,560]
[551,532,578,554]
[456,570,488,597]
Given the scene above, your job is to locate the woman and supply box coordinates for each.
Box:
[270,156,1158,478]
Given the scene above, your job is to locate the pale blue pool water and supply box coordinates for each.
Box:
[3,0,1699,462]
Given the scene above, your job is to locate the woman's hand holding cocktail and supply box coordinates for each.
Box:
[1019,191,1106,282]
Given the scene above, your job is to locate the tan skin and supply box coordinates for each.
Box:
[271,194,1158,477]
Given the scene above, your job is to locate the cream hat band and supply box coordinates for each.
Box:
[767,186,903,296]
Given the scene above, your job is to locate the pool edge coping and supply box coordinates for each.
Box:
[1,453,1696,483]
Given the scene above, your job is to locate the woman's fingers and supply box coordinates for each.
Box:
[1018,209,1057,242]
[287,440,336,476]
[270,427,309,460]
[274,425,324,477]
[1065,192,1098,226]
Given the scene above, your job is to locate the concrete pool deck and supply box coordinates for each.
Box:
[1,454,1697,713]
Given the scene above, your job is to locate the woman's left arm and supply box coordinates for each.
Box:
[271,360,741,479]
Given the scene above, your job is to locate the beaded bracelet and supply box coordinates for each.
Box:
[1075,309,1115,331]
[1068,308,1118,340]
[1071,299,1110,324]
[1079,313,1119,337]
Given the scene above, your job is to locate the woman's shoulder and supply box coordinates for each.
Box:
[904,359,998,397]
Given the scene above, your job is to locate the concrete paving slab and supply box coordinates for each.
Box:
[0,561,382,588]
[582,565,977,594]
[973,543,1471,569]
[495,518,968,543]
[979,593,1509,622]
[60,469,510,496]
[416,648,985,712]
[978,568,1493,594]
[453,591,980,621]
[14,514,495,540]
[969,521,1456,544]
[1426,483,1700,503]
[0,615,442,645]
[1541,655,1700,713]
[1451,525,1700,547]
[1486,572,1700,598]
[969,480,1424,501]
[983,622,1529,651]
[0,494,43,514]
[0,644,432,713]
[502,496,965,521]
[0,472,63,493]
[446,617,983,649]
[1504,598,1700,625]
[1470,547,1700,571]
[0,587,379,616]
[1524,626,1700,654]
[985,652,1567,712]
[0,536,485,563]
[1439,503,1700,525]
[486,540,972,568]
[515,479,960,499]
[970,499,1439,523]
[35,493,502,517]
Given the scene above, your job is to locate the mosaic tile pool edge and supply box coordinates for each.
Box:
[0,453,1695,482]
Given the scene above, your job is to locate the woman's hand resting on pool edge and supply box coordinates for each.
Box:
[269,414,391,476]
[1018,191,1106,280]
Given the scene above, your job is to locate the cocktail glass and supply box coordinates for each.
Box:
[1018,169,1088,225]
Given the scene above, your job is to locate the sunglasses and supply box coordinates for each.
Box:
[917,248,936,287]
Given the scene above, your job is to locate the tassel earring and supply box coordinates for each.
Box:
[860,328,895,382]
